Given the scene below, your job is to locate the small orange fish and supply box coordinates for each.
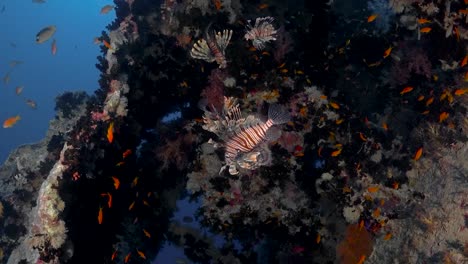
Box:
[51,38,57,55]
[367,186,379,193]
[454,88,467,96]
[359,132,367,142]
[383,47,392,58]
[413,147,423,161]
[124,253,131,263]
[136,249,146,259]
[335,119,344,125]
[112,176,120,190]
[317,146,323,157]
[420,27,432,33]
[400,86,413,95]
[280,68,288,73]
[143,199,150,207]
[359,219,364,231]
[392,181,399,190]
[357,255,366,264]
[122,149,132,158]
[213,0,221,10]
[116,161,125,166]
[417,18,431,24]
[329,102,340,109]
[100,4,114,14]
[316,234,321,244]
[454,26,460,41]
[425,97,434,106]
[107,122,114,143]
[98,207,103,224]
[258,3,268,9]
[373,208,381,218]
[460,9,468,15]
[101,192,112,208]
[3,115,21,128]
[421,110,430,115]
[129,201,135,211]
[438,112,449,123]
[367,14,378,22]
[331,148,342,157]
[417,95,425,101]
[102,40,112,50]
[143,229,151,238]
[111,250,118,261]
[461,56,468,67]
[131,176,139,188]
[382,122,388,131]
[383,232,392,240]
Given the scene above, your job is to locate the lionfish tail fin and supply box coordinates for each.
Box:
[268,104,290,125]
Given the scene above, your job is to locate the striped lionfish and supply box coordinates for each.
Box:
[190,27,233,68]
[202,97,290,175]
[244,17,277,50]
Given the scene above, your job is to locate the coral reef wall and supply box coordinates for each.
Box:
[0,0,467,263]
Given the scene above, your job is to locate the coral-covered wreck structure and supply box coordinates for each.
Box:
[0,0,467,263]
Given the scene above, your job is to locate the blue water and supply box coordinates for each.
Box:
[0,0,115,163]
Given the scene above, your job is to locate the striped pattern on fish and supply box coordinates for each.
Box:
[223,104,290,174]
[224,119,273,162]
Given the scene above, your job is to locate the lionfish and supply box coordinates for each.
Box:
[244,17,277,50]
[190,27,233,68]
[202,97,290,175]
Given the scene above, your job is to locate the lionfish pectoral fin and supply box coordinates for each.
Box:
[268,104,290,125]
[265,126,281,141]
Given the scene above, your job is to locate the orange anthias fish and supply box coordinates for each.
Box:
[143,229,151,238]
[51,38,57,55]
[454,88,467,96]
[331,148,342,157]
[329,102,340,109]
[400,86,413,95]
[3,115,21,128]
[417,18,431,24]
[98,207,103,224]
[367,186,380,193]
[102,40,113,50]
[420,27,432,33]
[383,47,392,58]
[124,253,131,263]
[357,254,366,264]
[107,122,114,143]
[359,132,367,142]
[461,55,468,67]
[383,232,392,240]
[137,249,146,259]
[213,0,221,10]
[112,176,120,190]
[100,4,114,14]
[101,192,112,208]
[258,3,268,9]
[438,112,449,123]
[413,147,423,161]
[122,149,132,158]
[367,14,378,22]
[111,250,118,261]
